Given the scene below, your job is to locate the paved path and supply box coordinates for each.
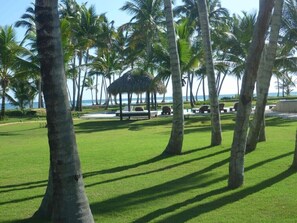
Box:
[80,109,297,120]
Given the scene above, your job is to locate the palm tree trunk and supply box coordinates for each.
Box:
[71,57,76,110]
[228,0,275,189]
[189,72,195,107]
[95,74,99,105]
[197,0,222,146]
[163,0,184,155]
[75,53,83,111]
[0,79,7,119]
[246,0,283,153]
[38,77,43,108]
[35,1,94,221]
[79,50,90,111]
[202,75,206,101]
[162,78,170,102]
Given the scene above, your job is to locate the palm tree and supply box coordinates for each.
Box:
[226,12,257,95]
[0,26,24,119]
[74,4,101,111]
[228,0,275,189]
[84,76,95,105]
[34,0,94,221]
[197,0,222,146]
[246,0,284,153]
[162,0,184,155]
[9,78,37,112]
[120,0,164,71]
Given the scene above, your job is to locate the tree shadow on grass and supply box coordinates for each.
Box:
[90,157,230,214]
[90,151,294,220]
[84,146,214,177]
[0,194,44,206]
[0,180,47,194]
[265,116,296,127]
[2,216,50,223]
[132,151,295,222]
[84,149,230,188]
[74,120,136,134]
[156,168,295,223]
[74,118,173,134]
[0,132,21,136]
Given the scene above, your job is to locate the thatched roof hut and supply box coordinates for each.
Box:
[107,69,166,120]
[107,69,166,95]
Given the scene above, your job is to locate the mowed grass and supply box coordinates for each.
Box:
[0,114,297,223]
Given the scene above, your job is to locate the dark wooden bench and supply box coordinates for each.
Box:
[229,102,239,112]
[161,106,172,115]
[219,103,227,113]
[199,105,210,113]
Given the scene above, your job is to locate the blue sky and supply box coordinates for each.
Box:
[0,0,259,43]
[0,0,258,29]
[0,0,260,97]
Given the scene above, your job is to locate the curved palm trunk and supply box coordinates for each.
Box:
[163,0,184,155]
[75,53,83,111]
[246,0,284,153]
[228,0,275,189]
[35,0,94,222]
[197,0,222,146]
[0,81,6,119]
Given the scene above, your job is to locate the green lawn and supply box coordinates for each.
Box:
[0,114,296,223]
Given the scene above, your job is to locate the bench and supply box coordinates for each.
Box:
[161,106,172,115]
[229,102,239,112]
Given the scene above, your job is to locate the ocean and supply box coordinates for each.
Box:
[1,92,296,110]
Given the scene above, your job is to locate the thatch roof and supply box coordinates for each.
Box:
[107,69,166,95]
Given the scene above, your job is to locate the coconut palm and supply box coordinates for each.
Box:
[120,0,164,71]
[246,0,284,153]
[197,0,222,146]
[228,0,275,189]
[226,12,257,95]
[74,4,102,111]
[34,0,94,221]
[0,26,25,119]
[162,0,184,155]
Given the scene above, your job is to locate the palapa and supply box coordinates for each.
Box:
[107,69,166,120]
[107,69,166,95]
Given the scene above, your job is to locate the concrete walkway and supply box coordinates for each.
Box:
[80,109,297,120]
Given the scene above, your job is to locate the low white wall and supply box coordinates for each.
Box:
[274,100,297,113]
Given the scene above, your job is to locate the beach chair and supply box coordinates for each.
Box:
[219,103,228,113]
[199,105,210,113]
[161,106,172,115]
[134,106,144,111]
[229,102,239,112]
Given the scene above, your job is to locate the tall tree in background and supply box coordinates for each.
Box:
[0,26,24,119]
[246,0,284,153]
[120,0,163,71]
[163,0,184,155]
[228,0,274,188]
[34,0,94,221]
[228,0,275,189]
[197,0,222,146]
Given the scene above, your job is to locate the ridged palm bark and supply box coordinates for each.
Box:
[34,0,94,222]
[163,0,184,155]
[228,0,275,189]
[246,0,284,153]
[197,0,222,146]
